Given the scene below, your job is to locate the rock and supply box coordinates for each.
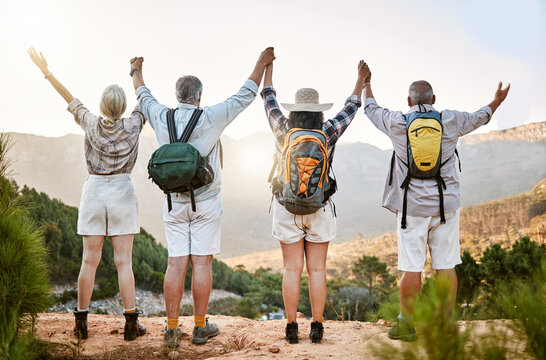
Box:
[110,329,119,334]
[352,323,361,329]
[47,330,56,337]
[376,319,387,326]
[269,345,280,353]
[168,351,180,359]
[296,312,305,318]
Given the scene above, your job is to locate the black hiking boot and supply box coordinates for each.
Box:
[123,310,147,341]
[73,308,88,340]
[285,322,298,344]
[192,318,219,345]
[310,321,324,343]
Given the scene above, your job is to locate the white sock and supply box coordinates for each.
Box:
[398,313,413,322]
[77,308,88,312]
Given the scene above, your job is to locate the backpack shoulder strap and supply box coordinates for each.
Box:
[167,109,178,144]
[179,108,203,143]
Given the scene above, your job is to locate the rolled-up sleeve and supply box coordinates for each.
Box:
[364,98,400,136]
[67,98,98,131]
[207,79,259,131]
[454,106,493,137]
[136,86,168,132]
[323,95,362,146]
[260,85,289,140]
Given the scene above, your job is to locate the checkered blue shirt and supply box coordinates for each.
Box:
[260,86,361,159]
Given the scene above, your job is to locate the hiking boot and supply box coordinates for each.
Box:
[192,318,219,345]
[285,322,298,344]
[73,308,88,340]
[388,318,417,342]
[310,321,324,343]
[164,327,183,349]
[123,310,146,341]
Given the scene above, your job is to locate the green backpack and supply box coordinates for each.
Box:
[147,108,214,212]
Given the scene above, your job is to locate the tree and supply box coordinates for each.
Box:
[352,255,395,311]
[455,251,480,307]
[479,243,508,288]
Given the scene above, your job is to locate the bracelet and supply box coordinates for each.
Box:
[129,68,139,77]
[44,72,52,79]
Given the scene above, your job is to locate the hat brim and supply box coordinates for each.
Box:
[280,103,333,112]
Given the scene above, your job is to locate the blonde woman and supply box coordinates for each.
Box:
[28,48,146,341]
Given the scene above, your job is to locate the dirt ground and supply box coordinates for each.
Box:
[35,313,529,359]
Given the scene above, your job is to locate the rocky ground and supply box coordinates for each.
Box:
[35,314,530,359]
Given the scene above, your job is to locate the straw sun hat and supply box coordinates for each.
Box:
[280,88,333,112]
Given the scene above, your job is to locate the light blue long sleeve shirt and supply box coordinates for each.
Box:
[364,98,493,217]
[136,79,259,203]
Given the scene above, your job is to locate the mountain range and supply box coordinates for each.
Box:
[7,121,546,258]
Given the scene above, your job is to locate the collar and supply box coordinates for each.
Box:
[177,102,198,110]
[408,103,436,113]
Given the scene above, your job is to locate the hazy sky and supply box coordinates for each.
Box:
[1,0,544,149]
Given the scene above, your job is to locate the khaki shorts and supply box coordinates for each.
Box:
[272,199,336,244]
[77,174,139,236]
[396,208,461,272]
[163,194,222,257]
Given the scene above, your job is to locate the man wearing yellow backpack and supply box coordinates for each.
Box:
[360,63,510,341]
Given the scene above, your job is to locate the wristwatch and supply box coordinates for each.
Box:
[129,68,139,77]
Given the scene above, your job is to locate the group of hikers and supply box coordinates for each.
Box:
[28,46,510,347]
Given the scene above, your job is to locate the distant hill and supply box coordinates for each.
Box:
[7,121,546,257]
[223,178,546,276]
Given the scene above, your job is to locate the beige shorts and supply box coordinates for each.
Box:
[163,194,222,257]
[396,208,461,272]
[272,199,336,244]
[77,174,139,236]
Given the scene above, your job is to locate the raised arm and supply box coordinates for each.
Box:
[130,57,145,90]
[28,47,74,104]
[248,47,275,87]
[260,63,289,141]
[361,62,398,136]
[488,81,510,114]
[322,60,364,146]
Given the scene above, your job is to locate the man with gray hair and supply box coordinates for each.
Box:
[129,47,275,347]
[360,63,510,341]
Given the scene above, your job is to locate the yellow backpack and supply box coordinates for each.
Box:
[390,106,458,228]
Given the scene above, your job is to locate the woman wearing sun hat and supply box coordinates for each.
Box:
[261,58,368,343]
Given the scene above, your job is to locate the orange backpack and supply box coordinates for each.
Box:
[269,128,334,215]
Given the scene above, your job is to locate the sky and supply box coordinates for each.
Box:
[0,0,544,150]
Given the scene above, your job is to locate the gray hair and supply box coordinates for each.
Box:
[175,75,203,104]
[408,80,434,103]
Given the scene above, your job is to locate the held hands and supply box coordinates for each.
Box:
[493,82,510,105]
[358,60,371,84]
[28,47,49,76]
[258,47,276,67]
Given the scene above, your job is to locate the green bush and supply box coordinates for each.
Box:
[0,133,51,359]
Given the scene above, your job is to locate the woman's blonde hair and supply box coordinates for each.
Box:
[99,85,127,121]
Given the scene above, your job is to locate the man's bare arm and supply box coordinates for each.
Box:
[488,82,510,114]
[248,47,275,87]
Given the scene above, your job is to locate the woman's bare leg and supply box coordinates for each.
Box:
[111,234,136,310]
[280,239,305,323]
[77,236,105,309]
[305,241,329,322]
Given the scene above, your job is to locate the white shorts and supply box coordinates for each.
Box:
[272,199,336,244]
[397,208,461,272]
[77,174,139,236]
[163,194,222,257]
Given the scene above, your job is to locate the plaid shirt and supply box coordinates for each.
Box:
[260,86,361,159]
[67,99,146,175]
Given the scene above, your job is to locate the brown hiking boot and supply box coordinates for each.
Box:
[123,310,146,341]
[73,308,88,339]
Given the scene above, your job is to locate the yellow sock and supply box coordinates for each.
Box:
[194,315,206,329]
[124,308,137,314]
[167,318,179,330]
